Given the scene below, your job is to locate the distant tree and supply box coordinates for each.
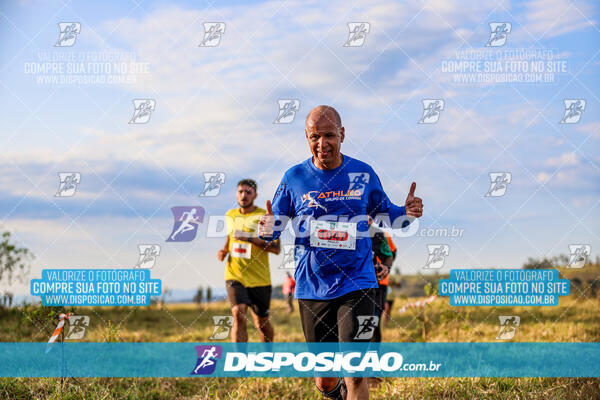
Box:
[193,287,204,305]
[206,286,212,303]
[0,232,34,308]
[523,255,560,269]
[557,254,569,265]
[158,286,171,310]
[523,254,592,269]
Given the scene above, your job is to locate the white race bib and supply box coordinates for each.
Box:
[231,242,251,259]
[310,220,357,250]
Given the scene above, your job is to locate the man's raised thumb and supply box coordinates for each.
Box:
[408,182,417,197]
[266,200,273,215]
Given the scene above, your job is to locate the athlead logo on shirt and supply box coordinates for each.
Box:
[192,345,222,375]
[299,173,369,209]
[301,191,328,212]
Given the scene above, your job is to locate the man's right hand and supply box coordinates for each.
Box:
[258,200,275,238]
[217,249,227,262]
[405,182,423,218]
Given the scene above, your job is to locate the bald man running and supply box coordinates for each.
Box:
[259,105,423,400]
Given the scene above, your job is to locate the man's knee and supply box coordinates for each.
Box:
[315,377,340,392]
[344,376,365,388]
[257,316,271,331]
[315,377,346,399]
[231,304,247,323]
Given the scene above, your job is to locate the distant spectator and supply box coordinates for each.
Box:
[282,272,296,312]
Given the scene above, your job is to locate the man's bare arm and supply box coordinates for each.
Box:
[217,236,229,261]
[250,237,281,255]
[232,230,280,255]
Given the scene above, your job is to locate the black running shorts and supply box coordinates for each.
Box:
[226,280,272,318]
[298,288,377,342]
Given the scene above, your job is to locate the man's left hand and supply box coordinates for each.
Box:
[376,264,389,281]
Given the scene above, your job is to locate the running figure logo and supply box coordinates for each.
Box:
[419,99,444,124]
[209,316,233,340]
[280,244,305,269]
[301,191,327,212]
[560,99,586,124]
[191,345,222,375]
[423,244,450,269]
[274,99,300,124]
[567,244,591,268]
[485,172,512,197]
[486,22,511,47]
[344,22,370,47]
[166,206,205,242]
[55,23,81,47]
[496,316,520,340]
[347,173,370,196]
[129,99,156,124]
[199,172,226,197]
[135,244,161,268]
[55,172,81,197]
[65,315,89,340]
[354,316,379,340]
[199,23,225,47]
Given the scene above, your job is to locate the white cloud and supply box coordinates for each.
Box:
[523,0,597,39]
[576,121,600,139]
[544,151,580,167]
[536,171,552,183]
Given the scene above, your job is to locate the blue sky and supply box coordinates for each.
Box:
[1,0,599,294]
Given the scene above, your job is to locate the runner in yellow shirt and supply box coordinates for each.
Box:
[217,179,280,342]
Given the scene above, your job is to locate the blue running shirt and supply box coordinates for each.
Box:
[267,154,411,300]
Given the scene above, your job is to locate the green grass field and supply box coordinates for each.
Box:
[2,291,600,399]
